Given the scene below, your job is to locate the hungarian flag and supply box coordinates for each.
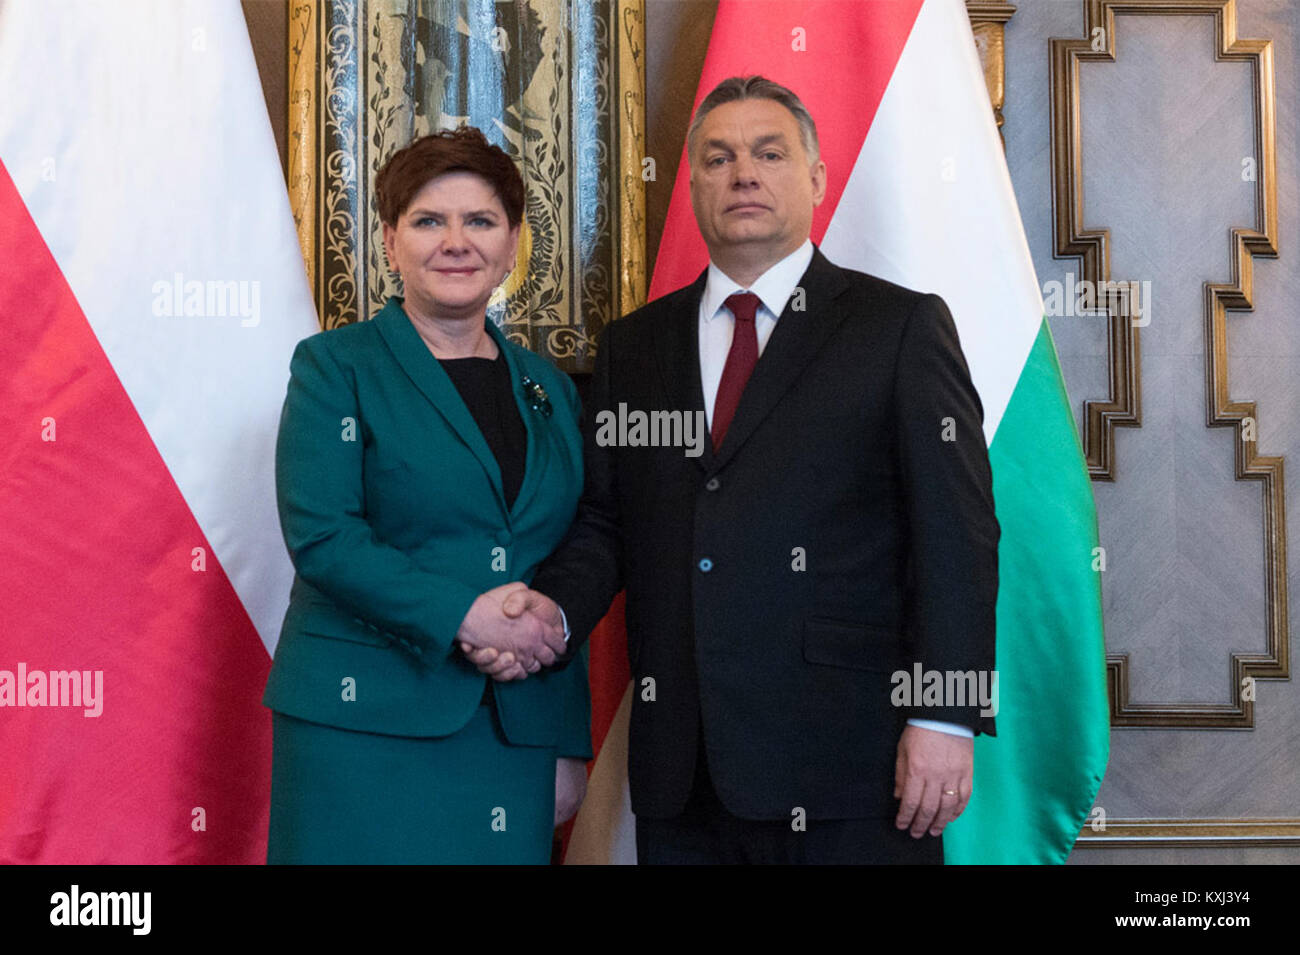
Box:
[566,0,1109,864]
[0,1,319,862]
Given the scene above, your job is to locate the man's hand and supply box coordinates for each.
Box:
[502,586,563,635]
[456,583,567,677]
[893,724,973,838]
[554,757,587,826]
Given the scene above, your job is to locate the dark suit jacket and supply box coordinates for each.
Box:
[531,246,998,819]
[263,296,592,759]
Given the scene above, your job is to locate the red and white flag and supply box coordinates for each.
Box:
[0,0,319,863]
[565,0,1107,864]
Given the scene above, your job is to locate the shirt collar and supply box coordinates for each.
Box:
[701,238,815,323]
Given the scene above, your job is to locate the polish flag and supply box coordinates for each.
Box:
[0,0,319,862]
[565,0,1108,864]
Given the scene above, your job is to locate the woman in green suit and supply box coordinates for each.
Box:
[263,126,591,864]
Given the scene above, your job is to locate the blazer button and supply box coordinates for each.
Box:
[698,558,713,573]
[705,477,720,492]
[495,530,512,546]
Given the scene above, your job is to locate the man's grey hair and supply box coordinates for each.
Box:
[686,75,821,167]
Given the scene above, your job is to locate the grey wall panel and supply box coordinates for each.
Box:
[1006,0,1299,863]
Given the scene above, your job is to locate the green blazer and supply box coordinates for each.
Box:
[262,296,592,759]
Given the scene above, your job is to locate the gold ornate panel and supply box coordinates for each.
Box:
[288,0,647,372]
[1049,0,1286,730]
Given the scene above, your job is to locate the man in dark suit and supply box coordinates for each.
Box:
[468,75,999,864]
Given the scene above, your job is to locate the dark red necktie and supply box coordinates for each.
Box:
[711,292,761,452]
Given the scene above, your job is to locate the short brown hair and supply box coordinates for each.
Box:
[374,125,525,229]
[687,75,820,166]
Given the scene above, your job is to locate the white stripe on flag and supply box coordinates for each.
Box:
[822,0,1044,444]
[0,0,319,651]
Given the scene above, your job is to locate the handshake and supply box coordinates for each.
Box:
[455,582,567,681]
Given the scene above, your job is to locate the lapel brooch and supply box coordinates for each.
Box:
[520,374,552,418]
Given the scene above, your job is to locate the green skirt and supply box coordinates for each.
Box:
[268,701,556,864]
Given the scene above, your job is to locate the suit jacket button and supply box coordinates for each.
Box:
[705,477,720,492]
[698,558,713,573]
[495,530,512,546]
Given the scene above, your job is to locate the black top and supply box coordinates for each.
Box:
[438,350,527,510]
[439,349,527,707]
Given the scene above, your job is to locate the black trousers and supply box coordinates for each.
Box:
[635,728,943,865]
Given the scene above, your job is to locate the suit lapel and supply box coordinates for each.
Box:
[490,319,547,522]
[374,297,508,517]
[710,246,851,471]
[650,268,714,472]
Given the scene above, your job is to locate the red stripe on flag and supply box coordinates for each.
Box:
[0,160,272,863]
[584,593,629,758]
[649,0,924,297]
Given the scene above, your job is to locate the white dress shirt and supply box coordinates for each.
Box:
[697,239,972,741]
[699,239,814,430]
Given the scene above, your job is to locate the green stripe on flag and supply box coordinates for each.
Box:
[944,316,1110,864]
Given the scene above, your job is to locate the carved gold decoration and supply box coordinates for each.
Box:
[287,0,647,373]
[1050,0,1287,729]
[288,1,319,307]
[617,0,646,311]
[965,1,1016,147]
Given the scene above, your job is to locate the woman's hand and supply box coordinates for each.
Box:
[458,642,535,681]
[554,757,588,826]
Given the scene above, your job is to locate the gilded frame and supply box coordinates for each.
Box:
[287,0,646,373]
